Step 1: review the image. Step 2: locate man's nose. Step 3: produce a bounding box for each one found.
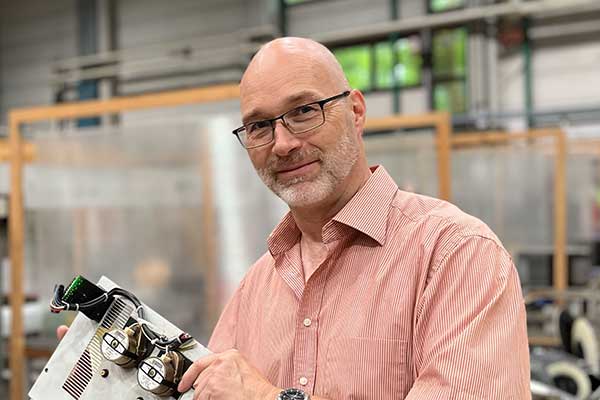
[271,120,302,156]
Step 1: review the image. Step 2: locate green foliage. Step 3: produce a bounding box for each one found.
[430,0,465,12]
[375,37,422,89]
[434,81,467,113]
[433,27,467,79]
[334,45,372,91]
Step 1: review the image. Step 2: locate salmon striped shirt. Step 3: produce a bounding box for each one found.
[208,165,531,399]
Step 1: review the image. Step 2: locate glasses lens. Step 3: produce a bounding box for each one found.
[240,121,273,148]
[285,104,323,133]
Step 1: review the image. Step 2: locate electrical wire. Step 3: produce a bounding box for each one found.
[50,283,194,351]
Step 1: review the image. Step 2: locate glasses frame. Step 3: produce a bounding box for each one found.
[232,90,351,149]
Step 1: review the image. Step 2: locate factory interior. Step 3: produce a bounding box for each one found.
[1,0,600,399]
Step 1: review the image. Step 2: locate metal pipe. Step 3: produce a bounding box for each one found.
[523,18,534,128]
[451,104,600,126]
[311,0,600,47]
[52,25,275,71]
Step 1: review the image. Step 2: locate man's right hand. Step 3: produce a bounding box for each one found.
[56,325,69,341]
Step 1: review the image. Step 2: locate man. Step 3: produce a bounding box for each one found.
[176,37,530,399]
[60,37,531,399]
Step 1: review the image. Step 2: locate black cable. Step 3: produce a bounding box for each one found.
[51,282,193,350]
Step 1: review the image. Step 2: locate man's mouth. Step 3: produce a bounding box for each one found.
[276,160,320,179]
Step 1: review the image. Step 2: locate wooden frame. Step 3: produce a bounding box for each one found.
[4,82,566,399]
[360,125,568,347]
[452,128,568,295]
[6,84,239,400]
[364,112,452,201]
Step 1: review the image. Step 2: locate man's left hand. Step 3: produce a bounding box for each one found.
[178,349,281,400]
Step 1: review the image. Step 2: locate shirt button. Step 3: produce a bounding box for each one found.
[303,318,312,327]
[299,376,308,386]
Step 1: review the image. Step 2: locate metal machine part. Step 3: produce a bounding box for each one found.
[101,324,152,368]
[571,317,600,376]
[137,351,189,397]
[531,380,577,400]
[29,277,211,400]
[531,347,595,399]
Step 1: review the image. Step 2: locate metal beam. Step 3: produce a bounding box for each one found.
[312,0,600,46]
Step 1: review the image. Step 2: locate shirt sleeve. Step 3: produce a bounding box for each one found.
[406,235,531,400]
[207,278,246,353]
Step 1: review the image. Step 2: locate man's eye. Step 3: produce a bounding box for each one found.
[299,105,319,114]
[299,106,315,114]
[248,121,270,132]
[288,105,319,120]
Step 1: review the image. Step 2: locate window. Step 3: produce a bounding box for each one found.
[430,0,465,13]
[334,37,423,92]
[432,27,468,113]
[375,36,422,89]
[434,81,466,113]
[333,45,372,91]
[432,28,467,79]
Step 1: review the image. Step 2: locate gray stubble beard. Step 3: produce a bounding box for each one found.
[256,130,360,208]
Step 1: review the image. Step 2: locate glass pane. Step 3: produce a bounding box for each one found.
[334,45,372,91]
[430,0,465,12]
[434,80,466,113]
[433,27,467,79]
[375,42,394,89]
[451,139,558,288]
[396,36,422,87]
[375,36,422,89]
[22,119,288,342]
[364,130,438,198]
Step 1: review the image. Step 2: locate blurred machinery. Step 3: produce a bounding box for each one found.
[527,281,600,399]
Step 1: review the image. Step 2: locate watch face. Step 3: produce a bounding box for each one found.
[280,388,307,400]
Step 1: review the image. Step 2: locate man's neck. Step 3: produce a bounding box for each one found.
[290,164,372,243]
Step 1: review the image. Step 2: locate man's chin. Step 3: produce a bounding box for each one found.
[273,181,330,208]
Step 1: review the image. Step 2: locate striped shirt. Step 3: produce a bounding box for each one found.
[208,165,531,399]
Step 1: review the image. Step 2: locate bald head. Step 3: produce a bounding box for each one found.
[239,38,350,122]
[236,37,371,210]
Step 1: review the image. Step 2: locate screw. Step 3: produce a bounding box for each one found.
[100,369,109,378]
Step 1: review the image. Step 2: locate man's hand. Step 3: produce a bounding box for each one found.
[56,325,69,340]
[178,349,281,400]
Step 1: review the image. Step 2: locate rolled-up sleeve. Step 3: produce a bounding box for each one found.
[407,235,531,400]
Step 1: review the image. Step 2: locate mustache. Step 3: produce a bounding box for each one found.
[265,149,321,171]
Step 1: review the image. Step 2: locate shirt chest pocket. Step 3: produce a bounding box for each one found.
[320,337,410,400]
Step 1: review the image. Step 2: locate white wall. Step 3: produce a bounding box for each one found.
[533,38,600,110]
[287,0,390,37]
[0,0,78,124]
[498,29,600,127]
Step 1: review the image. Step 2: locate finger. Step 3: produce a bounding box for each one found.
[56,325,69,341]
[192,370,212,400]
[178,353,220,393]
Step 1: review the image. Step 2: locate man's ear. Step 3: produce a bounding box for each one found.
[350,89,367,137]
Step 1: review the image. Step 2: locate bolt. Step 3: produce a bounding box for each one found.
[100,369,109,378]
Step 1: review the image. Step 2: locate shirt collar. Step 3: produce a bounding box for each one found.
[330,165,397,246]
[267,165,398,256]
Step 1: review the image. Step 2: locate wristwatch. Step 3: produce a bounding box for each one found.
[277,388,310,400]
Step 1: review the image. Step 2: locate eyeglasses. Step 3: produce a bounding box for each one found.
[232,90,351,149]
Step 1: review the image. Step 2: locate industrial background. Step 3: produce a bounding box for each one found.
[1,0,600,399]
